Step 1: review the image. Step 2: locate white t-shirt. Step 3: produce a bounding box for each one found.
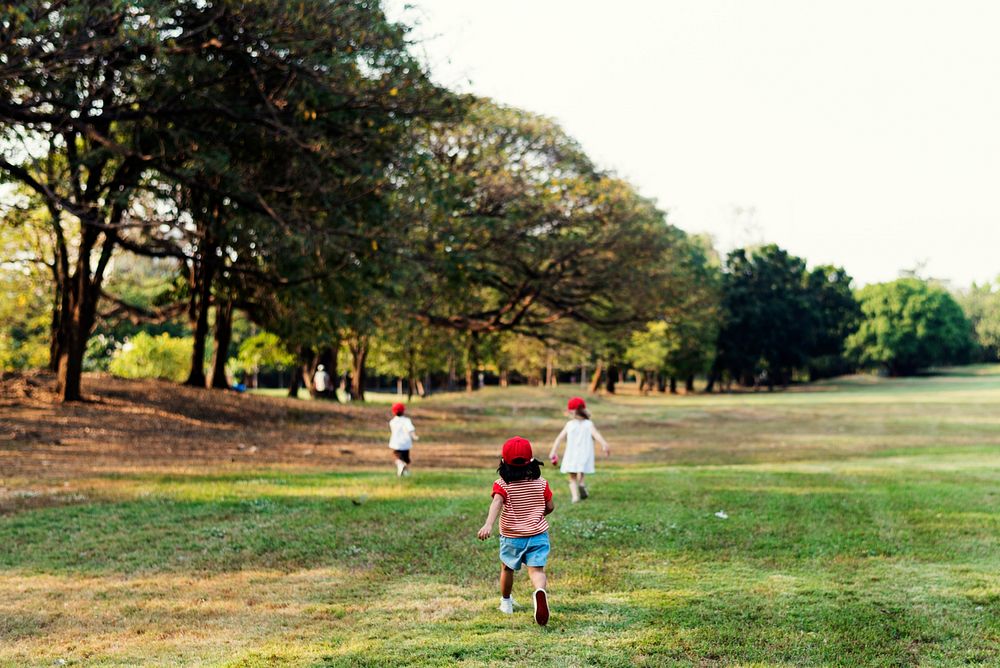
[314,370,331,392]
[388,415,416,450]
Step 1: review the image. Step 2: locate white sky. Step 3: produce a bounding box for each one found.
[388,0,1000,287]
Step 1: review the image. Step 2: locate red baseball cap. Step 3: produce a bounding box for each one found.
[391,402,405,416]
[567,397,586,411]
[501,436,534,466]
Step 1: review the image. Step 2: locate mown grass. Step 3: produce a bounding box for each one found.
[2,372,999,666]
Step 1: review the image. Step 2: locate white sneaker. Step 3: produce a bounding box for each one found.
[498,597,514,614]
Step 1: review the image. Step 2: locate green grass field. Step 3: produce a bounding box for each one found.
[2,370,999,666]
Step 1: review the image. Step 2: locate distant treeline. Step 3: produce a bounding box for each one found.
[1,1,996,400]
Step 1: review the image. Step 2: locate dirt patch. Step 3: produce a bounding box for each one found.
[0,373,500,479]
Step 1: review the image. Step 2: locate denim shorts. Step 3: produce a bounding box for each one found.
[499,532,550,570]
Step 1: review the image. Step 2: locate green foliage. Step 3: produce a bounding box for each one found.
[401,100,679,338]
[369,323,458,380]
[0,0,459,399]
[232,332,297,376]
[495,334,550,380]
[804,265,862,379]
[957,280,1000,361]
[715,245,815,385]
[659,233,722,380]
[0,267,49,371]
[108,332,192,383]
[625,321,670,372]
[847,278,975,375]
[713,245,859,386]
[0,187,53,371]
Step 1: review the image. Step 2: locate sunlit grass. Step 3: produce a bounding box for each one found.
[3,368,1000,665]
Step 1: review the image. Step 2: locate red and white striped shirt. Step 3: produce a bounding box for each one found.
[492,477,552,538]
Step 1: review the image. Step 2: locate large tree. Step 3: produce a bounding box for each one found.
[625,233,722,393]
[712,245,814,388]
[803,265,861,380]
[847,278,975,376]
[399,100,679,346]
[0,0,453,400]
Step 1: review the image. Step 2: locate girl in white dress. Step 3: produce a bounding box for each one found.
[548,397,610,502]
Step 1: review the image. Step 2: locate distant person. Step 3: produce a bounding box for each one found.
[548,397,610,503]
[388,402,418,476]
[477,436,553,626]
[313,364,331,398]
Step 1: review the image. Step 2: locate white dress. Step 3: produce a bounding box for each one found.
[560,419,596,474]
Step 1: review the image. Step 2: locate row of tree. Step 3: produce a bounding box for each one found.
[0,1,991,401]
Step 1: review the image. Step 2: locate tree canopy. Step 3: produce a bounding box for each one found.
[847,279,975,376]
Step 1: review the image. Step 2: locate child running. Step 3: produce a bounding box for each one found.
[388,402,418,477]
[548,397,610,502]
[477,436,554,625]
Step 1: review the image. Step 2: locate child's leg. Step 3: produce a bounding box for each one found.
[567,473,580,502]
[395,456,406,476]
[578,472,588,498]
[527,566,547,591]
[528,566,550,625]
[500,564,514,598]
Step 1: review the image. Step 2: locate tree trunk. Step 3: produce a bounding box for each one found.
[55,293,94,402]
[287,369,302,398]
[499,369,509,388]
[184,252,216,388]
[349,338,368,401]
[545,350,556,386]
[209,299,234,389]
[48,283,64,372]
[669,376,678,394]
[588,360,604,394]
[605,364,617,394]
[657,373,667,393]
[685,375,695,393]
[464,334,477,393]
[55,225,106,402]
[185,293,210,387]
[704,364,719,392]
[447,355,457,391]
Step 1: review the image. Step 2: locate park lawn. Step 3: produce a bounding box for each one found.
[2,372,999,666]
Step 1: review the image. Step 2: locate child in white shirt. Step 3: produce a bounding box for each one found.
[388,402,418,476]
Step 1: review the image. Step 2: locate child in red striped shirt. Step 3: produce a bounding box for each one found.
[477,436,554,625]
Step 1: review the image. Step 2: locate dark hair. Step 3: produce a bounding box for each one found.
[575,406,591,420]
[498,458,543,483]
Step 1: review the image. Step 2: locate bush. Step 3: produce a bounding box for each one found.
[230,332,296,376]
[847,279,975,375]
[109,332,192,382]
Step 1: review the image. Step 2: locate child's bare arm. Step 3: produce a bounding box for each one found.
[544,497,554,515]
[549,426,568,459]
[477,494,504,540]
[592,426,611,456]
